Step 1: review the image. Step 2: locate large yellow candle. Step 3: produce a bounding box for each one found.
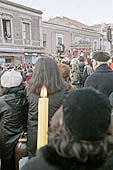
[37,85,49,150]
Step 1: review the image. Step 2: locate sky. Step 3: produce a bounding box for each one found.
[9,0,113,26]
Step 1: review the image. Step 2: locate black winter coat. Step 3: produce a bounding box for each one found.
[84,64,113,96]
[0,86,28,170]
[21,145,113,170]
[27,87,68,158]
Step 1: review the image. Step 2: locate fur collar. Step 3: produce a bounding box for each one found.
[38,146,105,170]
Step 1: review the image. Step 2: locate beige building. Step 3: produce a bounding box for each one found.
[90,23,113,55]
[42,17,104,56]
[0,0,43,65]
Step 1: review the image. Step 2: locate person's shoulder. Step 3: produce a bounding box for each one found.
[84,72,97,87]
[21,146,54,170]
[97,153,113,170]
[26,87,39,99]
[86,65,93,69]
[21,156,41,170]
[0,95,6,106]
[85,71,96,81]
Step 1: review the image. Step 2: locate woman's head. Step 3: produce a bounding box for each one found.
[58,63,70,82]
[72,64,79,72]
[49,88,111,161]
[85,58,92,66]
[28,57,65,95]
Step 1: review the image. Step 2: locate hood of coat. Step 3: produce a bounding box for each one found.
[2,86,26,110]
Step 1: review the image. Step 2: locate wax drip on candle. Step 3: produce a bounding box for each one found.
[40,85,47,98]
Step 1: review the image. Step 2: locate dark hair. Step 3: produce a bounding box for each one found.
[28,57,65,95]
[85,58,92,67]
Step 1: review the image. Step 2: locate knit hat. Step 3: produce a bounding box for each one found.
[93,51,110,62]
[1,70,22,88]
[63,88,111,141]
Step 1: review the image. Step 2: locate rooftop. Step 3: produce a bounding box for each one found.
[44,16,101,33]
[0,0,43,14]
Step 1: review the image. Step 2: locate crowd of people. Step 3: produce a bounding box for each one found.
[0,51,113,170]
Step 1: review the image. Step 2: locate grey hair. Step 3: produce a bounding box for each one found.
[28,57,65,95]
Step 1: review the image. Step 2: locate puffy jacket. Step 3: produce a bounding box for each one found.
[27,87,68,158]
[0,86,28,170]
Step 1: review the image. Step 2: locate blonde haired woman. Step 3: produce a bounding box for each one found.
[70,64,81,89]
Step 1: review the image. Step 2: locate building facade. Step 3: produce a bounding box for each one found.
[91,23,113,56]
[0,0,43,65]
[42,17,104,56]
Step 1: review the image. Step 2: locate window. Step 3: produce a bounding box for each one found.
[2,19,11,39]
[43,34,47,47]
[5,58,12,63]
[74,37,81,44]
[58,37,62,45]
[56,34,63,46]
[23,23,30,41]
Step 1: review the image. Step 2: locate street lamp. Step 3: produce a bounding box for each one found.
[107,26,112,56]
[107,26,112,42]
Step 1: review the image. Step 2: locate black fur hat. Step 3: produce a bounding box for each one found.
[93,51,110,62]
[63,88,111,141]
